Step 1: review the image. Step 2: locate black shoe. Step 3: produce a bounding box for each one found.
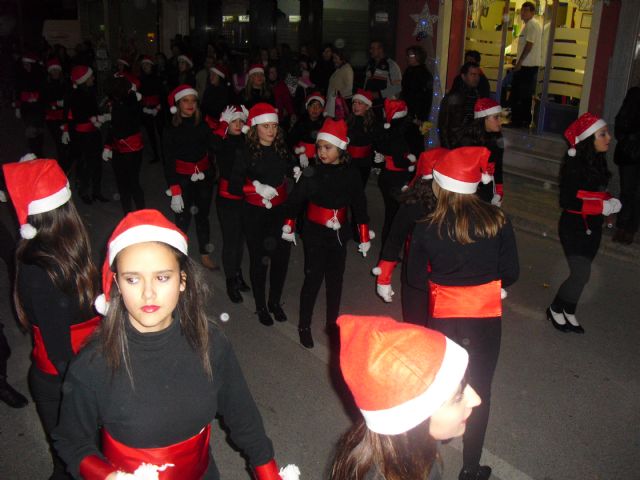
[298,328,314,348]
[0,381,29,408]
[236,273,250,292]
[257,308,274,326]
[226,278,243,304]
[563,312,585,334]
[92,193,110,203]
[80,194,92,205]
[267,301,287,322]
[546,307,568,332]
[149,157,160,164]
[459,465,492,480]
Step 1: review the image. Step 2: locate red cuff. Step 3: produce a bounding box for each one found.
[170,184,182,196]
[104,144,112,151]
[253,459,280,480]
[358,224,370,243]
[581,199,603,216]
[243,182,257,195]
[79,454,117,480]
[375,260,398,285]
[495,183,503,197]
[283,218,296,233]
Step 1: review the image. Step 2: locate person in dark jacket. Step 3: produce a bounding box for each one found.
[200,63,231,125]
[547,113,621,334]
[612,86,640,245]
[310,43,335,95]
[15,52,46,156]
[42,57,70,171]
[139,55,165,164]
[450,50,491,100]
[438,62,481,149]
[408,147,519,480]
[401,45,434,122]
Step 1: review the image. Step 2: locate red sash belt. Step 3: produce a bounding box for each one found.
[347,144,372,159]
[32,316,101,375]
[306,202,347,227]
[20,91,40,103]
[113,132,144,153]
[429,280,502,319]
[102,425,210,480]
[75,122,98,133]
[142,95,161,107]
[218,178,243,200]
[384,155,407,172]
[175,156,210,175]
[46,109,64,121]
[300,142,316,158]
[244,181,287,207]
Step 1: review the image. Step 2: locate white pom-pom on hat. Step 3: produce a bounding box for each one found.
[384,122,390,129]
[19,153,37,162]
[568,147,576,157]
[294,146,306,154]
[408,165,415,172]
[241,125,250,134]
[501,288,508,300]
[20,223,37,239]
[369,229,376,240]
[481,172,493,184]
[94,293,108,315]
[220,312,230,322]
[279,464,301,480]
[170,106,177,114]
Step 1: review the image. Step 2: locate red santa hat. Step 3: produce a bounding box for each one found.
[116,71,141,91]
[564,112,606,157]
[177,54,193,67]
[474,98,502,119]
[210,63,229,79]
[2,158,72,239]
[94,209,189,315]
[46,58,62,72]
[247,64,265,76]
[116,58,130,68]
[140,55,155,66]
[168,84,198,114]
[352,89,373,107]
[415,147,449,181]
[383,99,408,129]
[338,314,469,435]
[305,92,326,109]
[433,147,492,194]
[21,52,38,64]
[71,65,93,88]
[241,102,278,134]
[317,118,349,150]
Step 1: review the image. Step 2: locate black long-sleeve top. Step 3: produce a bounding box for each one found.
[65,86,99,128]
[284,162,369,243]
[558,154,610,213]
[401,64,434,121]
[229,143,293,197]
[201,83,230,120]
[163,116,218,187]
[52,319,274,479]
[139,72,164,102]
[438,85,478,149]
[407,215,519,291]
[241,89,275,110]
[346,115,379,148]
[216,132,245,181]
[42,78,67,117]
[287,115,323,150]
[15,66,46,119]
[380,202,427,262]
[107,92,142,142]
[17,262,94,375]
[460,131,504,202]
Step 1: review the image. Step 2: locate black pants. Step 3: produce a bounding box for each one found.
[429,317,501,469]
[175,174,215,255]
[142,111,163,163]
[510,66,538,127]
[23,112,45,157]
[299,234,347,330]
[29,365,72,479]
[47,120,71,172]
[617,163,640,233]
[216,197,245,280]
[378,171,409,246]
[401,259,429,326]
[552,212,602,314]
[71,130,103,198]
[242,203,291,311]
[352,157,373,189]
[112,150,145,215]
[0,218,16,380]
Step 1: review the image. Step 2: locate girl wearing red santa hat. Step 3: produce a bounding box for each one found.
[15,53,46,157]
[287,92,326,171]
[281,118,373,348]
[43,57,71,171]
[547,113,621,334]
[345,89,381,188]
[139,55,165,165]
[52,209,297,480]
[241,64,275,109]
[407,147,519,480]
[228,103,294,326]
[2,157,100,480]
[331,314,481,480]
[164,84,219,270]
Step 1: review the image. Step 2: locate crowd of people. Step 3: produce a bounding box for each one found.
[0,18,629,480]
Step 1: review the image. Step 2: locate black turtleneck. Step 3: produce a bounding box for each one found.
[53,318,274,479]
[229,143,293,196]
[287,115,323,149]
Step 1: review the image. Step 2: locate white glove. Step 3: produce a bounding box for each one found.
[279,464,301,480]
[298,153,309,169]
[56,100,64,107]
[408,165,415,172]
[0,190,7,202]
[152,106,160,116]
[602,198,622,216]
[170,194,184,213]
[98,113,111,123]
[61,131,70,144]
[373,151,385,164]
[371,167,381,175]
[376,284,394,303]
[220,105,235,124]
[135,92,142,102]
[293,166,302,183]
[491,194,502,207]
[114,462,174,480]
[281,231,297,245]
[142,107,152,115]
[252,180,278,200]
[102,148,112,161]
[407,153,416,163]
[15,108,21,119]
[358,241,371,257]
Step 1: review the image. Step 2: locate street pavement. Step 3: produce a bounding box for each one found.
[0,107,638,479]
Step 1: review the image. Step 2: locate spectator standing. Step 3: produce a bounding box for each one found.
[195,55,216,98]
[325,49,353,119]
[401,45,434,122]
[311,43,334,95]
[438,62,481,149]
[363,40,402,117]
[451,50,491,100]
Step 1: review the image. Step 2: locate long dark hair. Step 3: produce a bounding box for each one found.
[560,133,611,186]
[171,97,202,127]
[246,125,290,160]
[465,117,502,148]
[14,201,99,329]
[331,418,440,480]
[399,178,437,211]
[98,244,212,385]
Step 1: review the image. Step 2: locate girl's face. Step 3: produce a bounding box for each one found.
[484,114,502,133]
[332,53,343,68]
[267,67,278,83]
[49,68,61,80]
[407,51,418,66]
[178,60,190,72]
[116,242,186,334]
[85,74,95,87]
[316,140,341,165]
[178,95,197,117]
[429,383,481,440]
[352,99,369,117]
[250,72,265,88]
[209,71,220,86]
[593,125,611,153]
[228,118,244,135]
[142,62,152,75]
[257,122,278,145]
[307,101,323,121]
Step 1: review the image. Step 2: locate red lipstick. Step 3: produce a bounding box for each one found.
[142,305,160,313]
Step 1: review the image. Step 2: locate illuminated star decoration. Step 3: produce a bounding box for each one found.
[410,2,439,41]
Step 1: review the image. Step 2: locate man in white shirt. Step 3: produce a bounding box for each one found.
[363,40,402,117]
[509,1,542,128]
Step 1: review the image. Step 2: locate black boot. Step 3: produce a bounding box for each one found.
[298,328,314,348]
[226,278,243,304]
[236,272,250,292]
[267,301,287,322]
[459,465,492,480]
[256,308,274,326]
[0,377,28,408]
